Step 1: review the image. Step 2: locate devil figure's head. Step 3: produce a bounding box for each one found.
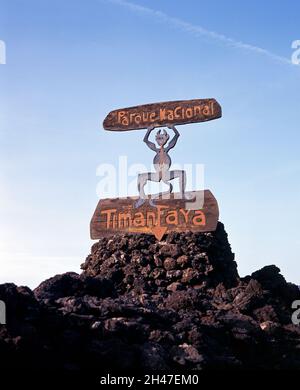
[155,129,170,146]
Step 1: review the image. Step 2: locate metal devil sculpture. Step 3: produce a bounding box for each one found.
[135,125,185,208]
[91,98,221,240]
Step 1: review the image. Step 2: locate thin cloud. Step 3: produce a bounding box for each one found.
[106,0,292,66]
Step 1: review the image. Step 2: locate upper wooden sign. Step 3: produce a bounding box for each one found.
[103,98,222,131]
[90,190,219,241]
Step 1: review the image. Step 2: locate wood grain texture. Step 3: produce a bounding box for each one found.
[103,99,222,131]
[90,190,219,240]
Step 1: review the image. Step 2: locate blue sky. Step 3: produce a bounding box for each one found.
[0,0,300,287]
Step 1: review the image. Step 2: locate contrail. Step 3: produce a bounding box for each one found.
[105,0,292,66]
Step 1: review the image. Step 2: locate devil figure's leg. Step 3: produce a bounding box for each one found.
[169,170,187,198]
[135,172,160,208]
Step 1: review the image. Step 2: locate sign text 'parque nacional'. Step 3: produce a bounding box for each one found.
[103,98,222,131]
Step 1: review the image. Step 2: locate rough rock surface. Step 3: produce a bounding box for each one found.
[0,222,300,372]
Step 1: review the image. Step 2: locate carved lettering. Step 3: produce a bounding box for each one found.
[104,99,222,131]
[91,191,218,240]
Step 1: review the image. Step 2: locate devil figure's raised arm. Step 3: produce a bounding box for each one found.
[143,126,157,151]
[165,125,180,152]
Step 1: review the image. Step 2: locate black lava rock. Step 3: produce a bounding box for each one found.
[0,222,299,373]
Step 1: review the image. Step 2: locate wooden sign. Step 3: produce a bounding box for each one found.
[90,190,219,241]
[103,99,222,131]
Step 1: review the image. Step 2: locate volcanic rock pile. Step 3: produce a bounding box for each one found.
[1,222,300,373]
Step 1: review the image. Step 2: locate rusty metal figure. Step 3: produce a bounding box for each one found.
[135,125,186,208]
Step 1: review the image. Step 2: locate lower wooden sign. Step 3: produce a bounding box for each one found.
[90,190,219,241]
